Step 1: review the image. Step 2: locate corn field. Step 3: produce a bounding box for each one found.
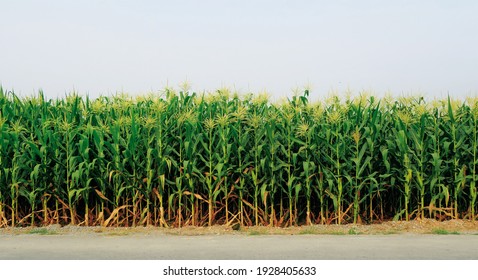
[1,86,477,227]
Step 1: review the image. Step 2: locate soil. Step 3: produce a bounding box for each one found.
[1,219,477,236]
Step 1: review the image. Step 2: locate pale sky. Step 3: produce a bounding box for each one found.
[1,0,477,100]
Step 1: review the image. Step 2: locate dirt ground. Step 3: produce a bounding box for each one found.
[1,218,477,236]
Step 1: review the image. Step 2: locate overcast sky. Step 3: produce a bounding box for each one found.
[1,0,477,100]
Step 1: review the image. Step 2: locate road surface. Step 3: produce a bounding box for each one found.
[0,234,477,259]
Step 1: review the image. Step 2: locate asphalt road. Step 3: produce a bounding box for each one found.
[0,234,477,260]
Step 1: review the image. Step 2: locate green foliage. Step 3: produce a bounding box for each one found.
[431,228,460,235]
[27,228,57,235]
[0,86,477,227]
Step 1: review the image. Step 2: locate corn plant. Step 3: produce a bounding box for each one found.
[1,86,477,228]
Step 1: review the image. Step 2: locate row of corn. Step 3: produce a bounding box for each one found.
[0,86,477,227]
